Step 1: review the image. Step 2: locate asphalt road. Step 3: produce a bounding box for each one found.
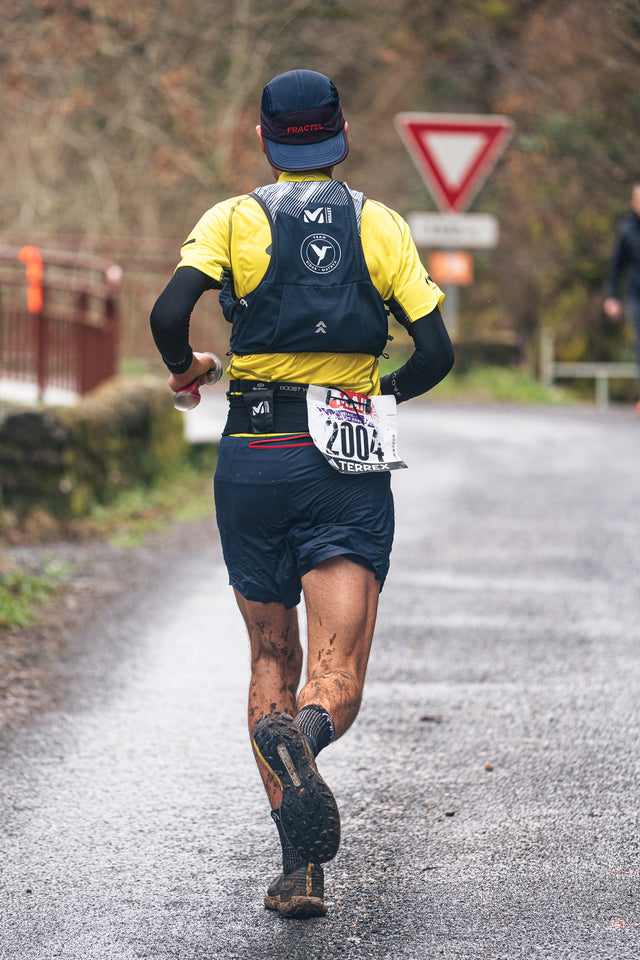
[1,402,639,960]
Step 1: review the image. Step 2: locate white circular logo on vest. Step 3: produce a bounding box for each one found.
[301,234,341,274]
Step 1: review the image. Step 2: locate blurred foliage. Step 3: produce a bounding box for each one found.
[0,444,216,623]
[0,432,216,547]
[3,0,640,366]
[428,365,571,405]
[0,377,187,520]
[0,561,66,629]
[75,442,217,547]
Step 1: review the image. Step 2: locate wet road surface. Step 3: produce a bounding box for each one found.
[1,403,639,959]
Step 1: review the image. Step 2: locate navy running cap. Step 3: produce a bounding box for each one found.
[260,69,349,172]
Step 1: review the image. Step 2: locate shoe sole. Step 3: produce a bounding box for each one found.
[265,894,327,918]
[253,713,340,863]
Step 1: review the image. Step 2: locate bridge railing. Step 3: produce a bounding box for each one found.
[0,245,122,398]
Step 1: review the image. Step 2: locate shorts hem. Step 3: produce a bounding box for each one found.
[298,547,387,586]
[228,577,302,610]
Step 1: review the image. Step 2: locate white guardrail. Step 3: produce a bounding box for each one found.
[540,330,637,409]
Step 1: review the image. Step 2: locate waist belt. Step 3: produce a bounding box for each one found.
[224,380,309,435]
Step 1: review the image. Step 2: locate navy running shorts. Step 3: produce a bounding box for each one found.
[214,434,395,608]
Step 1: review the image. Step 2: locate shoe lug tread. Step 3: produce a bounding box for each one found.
[253,712,340,863]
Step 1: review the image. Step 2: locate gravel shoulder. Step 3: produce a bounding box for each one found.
[0,520,206,732]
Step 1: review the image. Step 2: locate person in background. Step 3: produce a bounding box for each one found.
[604,182,640,413]
[150,69,454,918]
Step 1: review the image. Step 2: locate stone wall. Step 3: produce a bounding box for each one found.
[0,377,187,520]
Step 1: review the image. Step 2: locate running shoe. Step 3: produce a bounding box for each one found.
[252,712,340,863]
[264,861,327,918]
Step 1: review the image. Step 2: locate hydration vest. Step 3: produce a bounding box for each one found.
[220,180,389,356]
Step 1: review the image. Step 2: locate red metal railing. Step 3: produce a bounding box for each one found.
[0,245,121,397]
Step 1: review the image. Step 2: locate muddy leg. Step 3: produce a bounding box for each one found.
[234,588,303,809]
[298,555,380,739]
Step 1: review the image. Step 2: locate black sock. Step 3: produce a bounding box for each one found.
[271,808,302,874]
[295,704,335,758]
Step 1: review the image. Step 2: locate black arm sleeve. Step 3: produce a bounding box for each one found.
[379,307,454,402]
[606,225,628,299]
[150,265,219,374]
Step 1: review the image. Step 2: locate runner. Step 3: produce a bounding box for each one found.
[150,69,454,918]
[604,181,640,412]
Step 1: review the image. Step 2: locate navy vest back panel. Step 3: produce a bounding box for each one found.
[220,180,389,357]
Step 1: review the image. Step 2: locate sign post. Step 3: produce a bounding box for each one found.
[394,112,513,334]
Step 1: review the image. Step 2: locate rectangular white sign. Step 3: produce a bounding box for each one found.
[407,212,499,249]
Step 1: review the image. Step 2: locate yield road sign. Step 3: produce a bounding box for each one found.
[394,112,513,213]
[407,212,499,249]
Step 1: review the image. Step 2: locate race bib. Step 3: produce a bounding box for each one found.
[306,385,407,474]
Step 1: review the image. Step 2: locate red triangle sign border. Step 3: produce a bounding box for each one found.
[394,112,514,213]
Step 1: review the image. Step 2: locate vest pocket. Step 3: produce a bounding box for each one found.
[274,281,388,354]
[226,286,278,354]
